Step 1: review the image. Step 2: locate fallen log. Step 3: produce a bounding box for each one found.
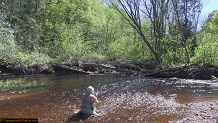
[115,62,141,71]
[145,63,218,80]
[52,64,90,74]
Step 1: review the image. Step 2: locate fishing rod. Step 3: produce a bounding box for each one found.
[96,75,101,96]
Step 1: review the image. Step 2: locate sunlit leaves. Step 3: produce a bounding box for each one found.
[0,13,17,62]
[192,11,218,65]
[192,38,218,65]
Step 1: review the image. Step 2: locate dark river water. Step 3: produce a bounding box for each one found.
[0,74,218,123]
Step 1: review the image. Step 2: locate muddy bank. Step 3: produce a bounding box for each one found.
[1,61,218,80]
[146,63,218,80]
[0,61,154,76]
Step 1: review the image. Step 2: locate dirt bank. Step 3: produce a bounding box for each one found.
[1,62,218,80]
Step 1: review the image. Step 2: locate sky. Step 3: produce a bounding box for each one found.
[200,0,218,20]
[198,0,218,29]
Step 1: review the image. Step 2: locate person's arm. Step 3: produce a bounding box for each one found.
[92,95,99,103]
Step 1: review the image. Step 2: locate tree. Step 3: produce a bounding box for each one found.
[107,0,162,64]
[107,0,203,66]
[193,11,218,65]
[0,12,17,62]
[1,0,42,51]
[170,0,202,63]
[142,0,170,56]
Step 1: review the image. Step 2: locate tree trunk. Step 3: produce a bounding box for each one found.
[110,0,162,65]
[171,0,190,64]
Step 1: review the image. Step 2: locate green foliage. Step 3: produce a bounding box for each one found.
[0,0,212,68]
[160,35,186,67]
[4,1,42,51]
[14,51,52,67]
[0,13,17,62]
[81,53,107,63]
[192,11,218,65]
[108,40,127,61]
[1,0,155,66]
[128,41,150,62]
[201,10,218,34]
[0,13,52,67]
[192,34,218,65]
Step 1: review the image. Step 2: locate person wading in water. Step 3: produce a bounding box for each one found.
[80,86,99,120]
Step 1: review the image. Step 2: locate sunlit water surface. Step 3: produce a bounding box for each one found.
[0,75,218,123]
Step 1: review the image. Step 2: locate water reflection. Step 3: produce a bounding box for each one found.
[0,75,218,122]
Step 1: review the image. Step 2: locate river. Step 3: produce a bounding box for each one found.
[0,74,218,123]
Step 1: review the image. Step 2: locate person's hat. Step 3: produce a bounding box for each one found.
[86,86,94,94]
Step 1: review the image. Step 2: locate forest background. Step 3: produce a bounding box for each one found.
[0,0,218,70]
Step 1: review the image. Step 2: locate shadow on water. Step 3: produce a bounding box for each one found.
[68,111,84,122]
[68,111,97,122]
[0,74,218,122]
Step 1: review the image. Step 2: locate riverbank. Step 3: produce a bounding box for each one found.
[1,61,218,80]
